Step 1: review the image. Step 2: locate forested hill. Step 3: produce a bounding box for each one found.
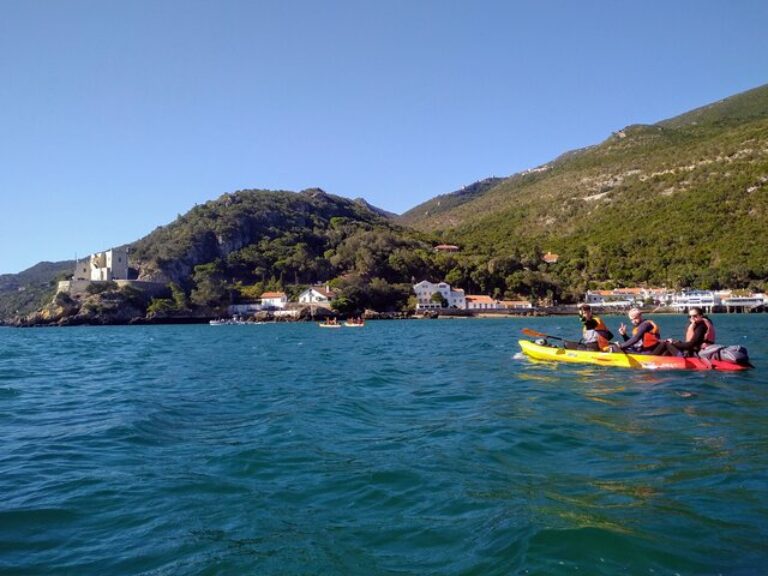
[399,177,505,227]
[128,188,433,286]
[118,188,449,314]
[3,84,768,323]
[0,261,74,320]
[398,83,768,291]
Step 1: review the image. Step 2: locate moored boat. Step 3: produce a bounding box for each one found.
[518,339,750,371]
[210,318,247,325]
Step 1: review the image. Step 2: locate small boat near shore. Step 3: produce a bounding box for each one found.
[519,339,750,371]
[209,318,247,325]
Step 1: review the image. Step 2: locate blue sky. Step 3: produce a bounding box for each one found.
[1,0,766,274]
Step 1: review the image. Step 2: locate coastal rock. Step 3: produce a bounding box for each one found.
[13,288,150,327]
[296,305,335,320]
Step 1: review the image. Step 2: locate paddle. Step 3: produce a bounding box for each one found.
[521,328,579,347]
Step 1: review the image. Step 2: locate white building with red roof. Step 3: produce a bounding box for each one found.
[260,291,287,309]
[465,295,503,310]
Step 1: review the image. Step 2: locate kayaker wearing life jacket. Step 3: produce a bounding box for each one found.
[686,308,716,350]
[575,303,614,351]
[651,307,716,356]
[615,308,660,353]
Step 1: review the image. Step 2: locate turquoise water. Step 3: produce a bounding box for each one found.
[1,315,766,575]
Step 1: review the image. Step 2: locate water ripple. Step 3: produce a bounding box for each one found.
[1,318,767,574]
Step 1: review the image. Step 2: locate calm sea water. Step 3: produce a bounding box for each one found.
[1,315,766,575]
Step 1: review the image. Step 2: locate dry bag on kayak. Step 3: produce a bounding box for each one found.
[698,345,724,360]
[699,344,751,365]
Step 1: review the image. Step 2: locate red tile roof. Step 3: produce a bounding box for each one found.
[466,295,496,304]
[542,251,559,263]
[261,292,286,299]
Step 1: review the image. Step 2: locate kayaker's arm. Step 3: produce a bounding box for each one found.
[617,321,652,350]
[672,322,708,352]
[618,322,629,342]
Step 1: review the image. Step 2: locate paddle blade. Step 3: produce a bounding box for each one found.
[522,328,546,338]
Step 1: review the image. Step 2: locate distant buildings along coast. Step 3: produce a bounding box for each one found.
[53,248,767,317]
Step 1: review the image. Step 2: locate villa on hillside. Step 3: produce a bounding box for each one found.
[413,280,537,312]
[298,285,337,306]
[542,251,559,264]
[434,244,460,253]
[413,280,466,310]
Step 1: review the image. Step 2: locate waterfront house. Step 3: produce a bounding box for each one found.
[585,289,636,308]
[298,285,337,305]
[502,300,534,310]
[585,287,674,308]
[719,292,767,312]
[645,288,674,306]
[260,291,287,309]
[670,290,719,313]
[465,295,502,310]
[413,280,466,310]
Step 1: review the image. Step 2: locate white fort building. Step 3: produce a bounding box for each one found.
[57,247,165,298]
[73,247,130,282]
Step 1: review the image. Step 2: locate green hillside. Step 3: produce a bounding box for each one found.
[0,261,74,321]
[4,83,767,323]
[400,177,505,227]
[130,188,433,284]
[400,83,768,293]
[122,188,442,315]
[658,83,768,129]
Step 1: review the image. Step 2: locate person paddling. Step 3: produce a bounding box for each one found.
[651,307,716,357]
[613,308,661,354]
[570,303,613,351]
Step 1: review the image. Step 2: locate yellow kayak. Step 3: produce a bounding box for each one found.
[518,340,748,371]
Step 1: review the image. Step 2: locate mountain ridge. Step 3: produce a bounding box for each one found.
[401,82,768,232]
[396,83,768,291]
[3,82,767,322]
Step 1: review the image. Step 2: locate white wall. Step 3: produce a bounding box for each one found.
[107,249,129,280]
